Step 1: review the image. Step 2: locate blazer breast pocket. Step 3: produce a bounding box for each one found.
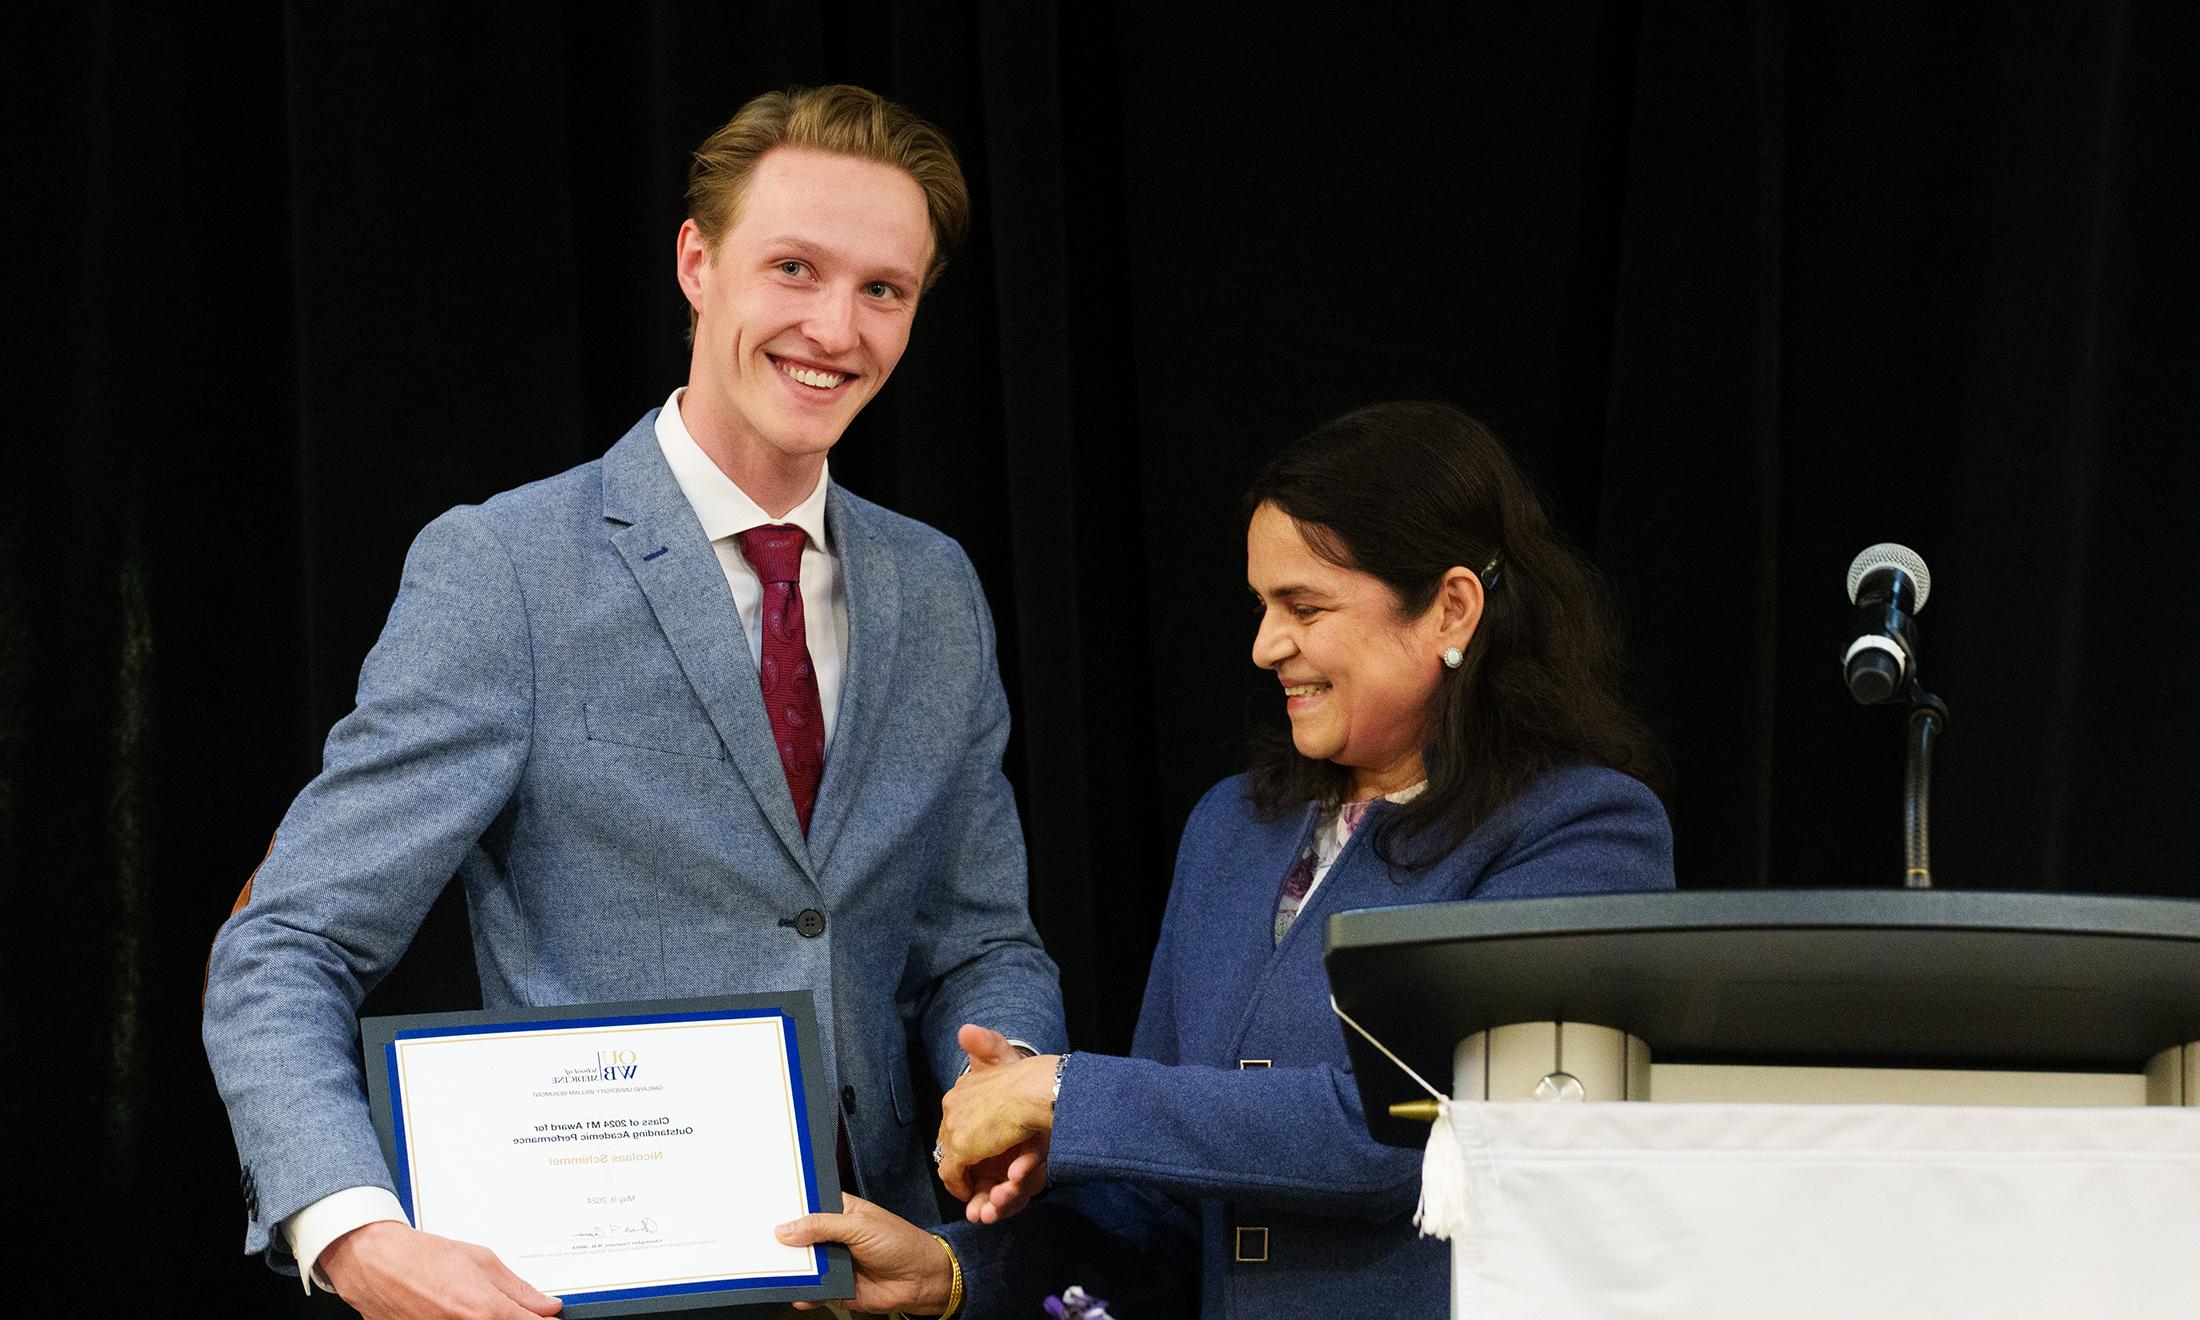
[582,702,726,760]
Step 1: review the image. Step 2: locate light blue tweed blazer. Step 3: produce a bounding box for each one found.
[203,411,1065,1262]
[944,765,1674,1319]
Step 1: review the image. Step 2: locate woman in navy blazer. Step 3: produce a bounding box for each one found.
[780,401,1675,1318]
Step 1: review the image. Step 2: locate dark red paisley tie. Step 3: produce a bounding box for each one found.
[735,525,827,834]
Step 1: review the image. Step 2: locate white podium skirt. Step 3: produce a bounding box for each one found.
[1448,1101,2200,1319]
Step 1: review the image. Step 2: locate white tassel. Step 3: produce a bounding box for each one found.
[1413,1096,1473,1241]
[1327,997,1474,1241]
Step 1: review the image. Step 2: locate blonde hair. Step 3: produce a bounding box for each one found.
[685,84,969,331]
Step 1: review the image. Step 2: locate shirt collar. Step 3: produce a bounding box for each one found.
[1382,781,1429,806]
[653,387,832,549]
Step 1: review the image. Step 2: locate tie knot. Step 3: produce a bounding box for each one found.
[736,525,808,585]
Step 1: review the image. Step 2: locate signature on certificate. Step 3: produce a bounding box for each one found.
[569,1217,663,1239]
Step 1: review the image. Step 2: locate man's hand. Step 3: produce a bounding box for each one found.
[775,1194,955,1314]
[938,1023,1059,1207]
[951,1025,1049,1221]
[319,1221,561,1320]
[958,1022,1025,1073]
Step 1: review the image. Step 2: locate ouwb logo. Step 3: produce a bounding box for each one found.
[550,1046,643,1086]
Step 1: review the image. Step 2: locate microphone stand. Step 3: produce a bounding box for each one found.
[1843,546,1947,888]
[1902,691,1949,889]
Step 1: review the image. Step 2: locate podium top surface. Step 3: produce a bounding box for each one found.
[1324,890,2200,1145]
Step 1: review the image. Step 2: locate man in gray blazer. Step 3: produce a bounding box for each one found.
[203,84,1064,1319]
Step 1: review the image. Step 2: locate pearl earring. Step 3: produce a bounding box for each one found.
[1442,647,1464,669]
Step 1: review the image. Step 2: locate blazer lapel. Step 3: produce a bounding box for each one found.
[805,485,900,875]
[601,418,816,880]
[1219,803,1319,1050]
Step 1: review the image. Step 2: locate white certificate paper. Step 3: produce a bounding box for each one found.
[364,997,847,1315]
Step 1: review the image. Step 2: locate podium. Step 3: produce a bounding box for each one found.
[1325,891,2200,1317]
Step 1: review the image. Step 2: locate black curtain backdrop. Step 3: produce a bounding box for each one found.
[7,3,2197,1313]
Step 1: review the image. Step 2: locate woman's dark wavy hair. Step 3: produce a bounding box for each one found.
[1244,400,1667,867]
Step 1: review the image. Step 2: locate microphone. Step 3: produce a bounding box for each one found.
[1843,543,1932,705]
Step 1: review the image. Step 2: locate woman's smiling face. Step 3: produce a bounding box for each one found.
[1246,502,1455,799]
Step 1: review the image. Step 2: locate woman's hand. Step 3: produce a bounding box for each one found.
[774,1194,955,1314]
[937,1024,1060,1208]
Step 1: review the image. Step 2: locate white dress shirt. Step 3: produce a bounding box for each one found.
[283,388,850,1290]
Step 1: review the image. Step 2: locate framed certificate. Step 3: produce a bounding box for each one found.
[362,993,853,1316]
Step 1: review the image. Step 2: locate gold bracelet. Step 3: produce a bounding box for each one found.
[930,1233,965,1319]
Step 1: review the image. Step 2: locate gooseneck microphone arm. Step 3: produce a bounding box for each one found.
[1842,544,1950,888]
[1903,694,1949,888]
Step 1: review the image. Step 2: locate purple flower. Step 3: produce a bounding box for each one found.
[1044,1285,1115,1320]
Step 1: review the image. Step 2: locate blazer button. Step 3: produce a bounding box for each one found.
[841,1085,858,1113]
[794,908,826,938]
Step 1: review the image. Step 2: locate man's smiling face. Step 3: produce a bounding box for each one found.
[676,147,933,476]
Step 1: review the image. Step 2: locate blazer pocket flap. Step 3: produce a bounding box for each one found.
[583,702,726,760]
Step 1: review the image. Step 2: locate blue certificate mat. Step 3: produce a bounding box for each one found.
[364,992,852,1316]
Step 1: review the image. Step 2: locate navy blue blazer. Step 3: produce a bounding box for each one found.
[945,765,1675,1319]
[203,412,1066,1261]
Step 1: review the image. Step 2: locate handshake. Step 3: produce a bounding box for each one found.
[933,1023,1069,1224]
[769,1023,1075,1315]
